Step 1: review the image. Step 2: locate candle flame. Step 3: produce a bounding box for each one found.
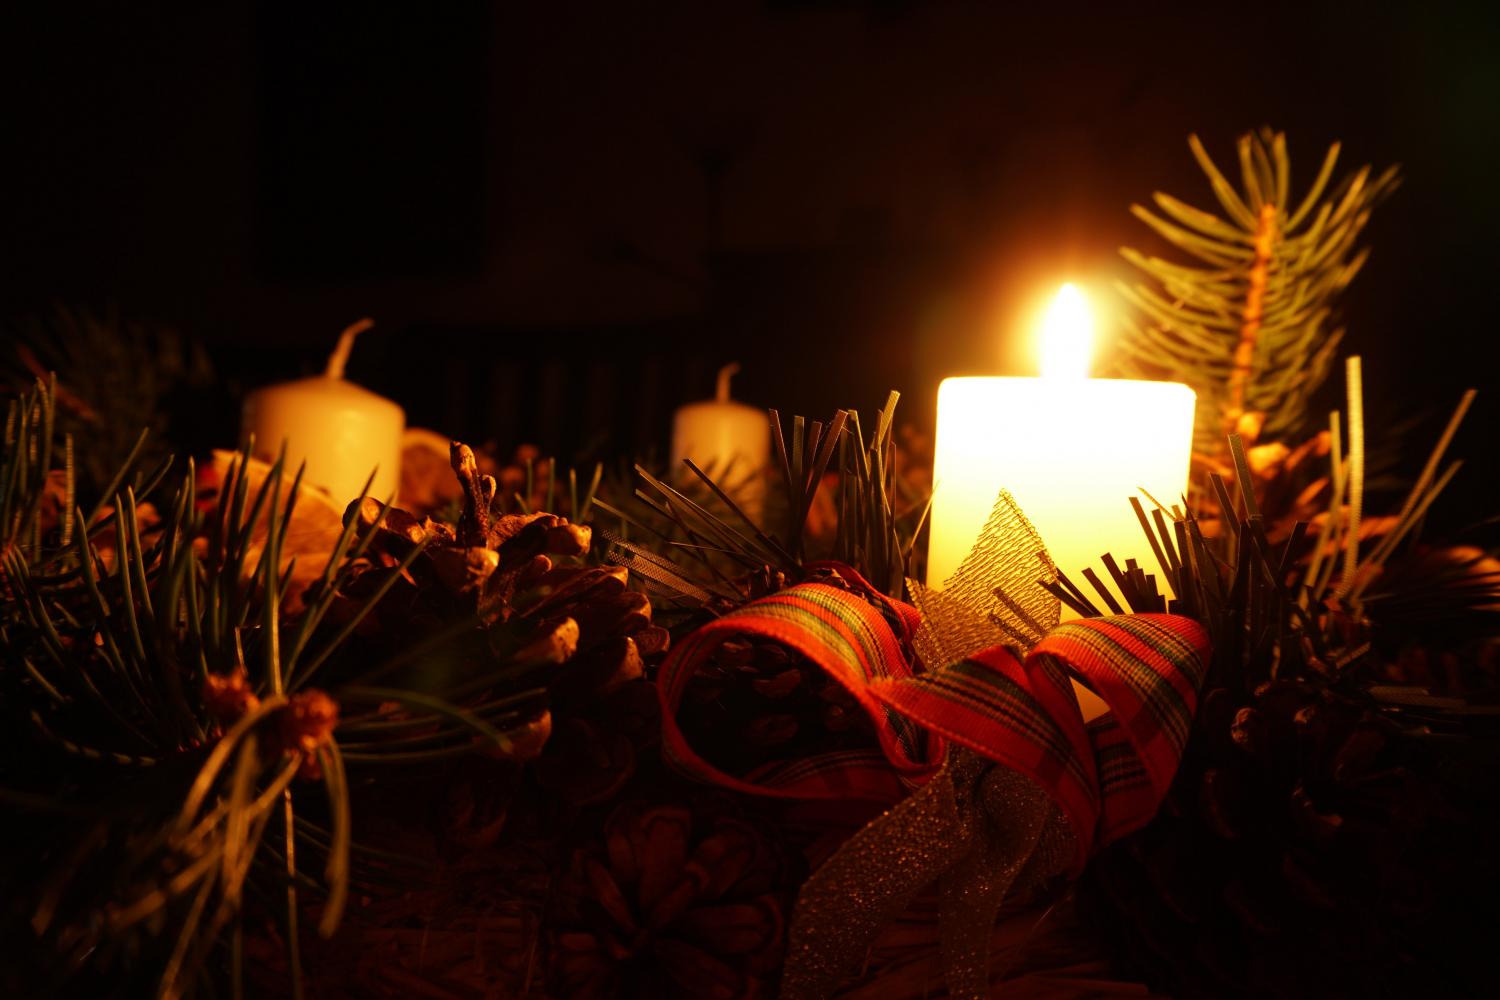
[1039,283,1093,379]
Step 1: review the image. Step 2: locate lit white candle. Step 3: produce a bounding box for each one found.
[929,285,1195,713]
[241,319,405,506]
[670,363,769,504]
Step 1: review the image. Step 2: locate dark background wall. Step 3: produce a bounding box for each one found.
[4,2,1497,524]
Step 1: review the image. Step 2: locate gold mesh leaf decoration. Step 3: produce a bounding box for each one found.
[907,489,1059,670]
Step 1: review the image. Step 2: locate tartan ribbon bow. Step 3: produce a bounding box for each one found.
[657,565,1209,997]
[657,574,1209,867]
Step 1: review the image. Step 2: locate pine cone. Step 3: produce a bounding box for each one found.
[1365,545,1500,678]
[534,680,661,806]
[677,635,878,780]
[514,559,667,806]
[328,444,669,811]
[548,801,788,999]
[1080,676,1497,998]
[1191,428,1333,544]
[512,563,658,708]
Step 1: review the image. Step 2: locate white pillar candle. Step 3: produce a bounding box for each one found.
[241,319,405,506]
[930,283,1195,594]
[670,363,770,504]
[929,285,1195,717]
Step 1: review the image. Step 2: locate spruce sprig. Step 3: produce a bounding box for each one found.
[1113,129,1400,459]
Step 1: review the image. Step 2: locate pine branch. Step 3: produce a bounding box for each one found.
[598,392,927,606]
[1112,129,1400,458]
[1,378,578,995]
[4,305,215,501]
[1074,360,1483,705]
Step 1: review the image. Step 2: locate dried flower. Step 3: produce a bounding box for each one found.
[202,664,259,726]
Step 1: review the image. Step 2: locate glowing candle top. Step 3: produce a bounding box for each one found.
[928,283,1197,598]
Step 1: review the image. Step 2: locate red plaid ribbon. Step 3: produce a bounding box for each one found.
[658,576,1209,871]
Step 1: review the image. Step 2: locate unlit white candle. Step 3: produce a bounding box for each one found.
[241,319,405,506]
[670,362,770,499]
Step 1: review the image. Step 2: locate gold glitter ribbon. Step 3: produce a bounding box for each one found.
[781,746,1075,1000]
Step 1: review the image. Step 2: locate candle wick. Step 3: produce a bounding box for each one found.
[325,318,376,380]
[715,361,741,403]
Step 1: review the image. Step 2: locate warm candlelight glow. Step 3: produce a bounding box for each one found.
[1038,282,1093,380]
[929,282,1196,720]
[930,281,1194,596]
